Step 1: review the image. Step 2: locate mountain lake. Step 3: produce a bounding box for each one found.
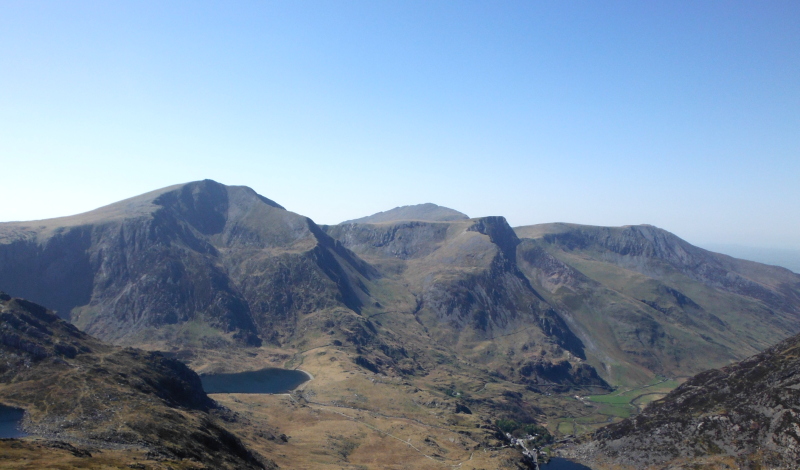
[200,368,311,394]
[540,457,594,469]
[0,404,27,438]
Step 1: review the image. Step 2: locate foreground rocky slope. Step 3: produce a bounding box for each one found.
[564,330,800,469]
[0,292,272,469]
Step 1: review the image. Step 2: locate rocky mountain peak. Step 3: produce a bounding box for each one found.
[467,216,520,266]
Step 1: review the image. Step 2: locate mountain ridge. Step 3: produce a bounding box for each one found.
[0,180,374,350]
[513,222,800,384]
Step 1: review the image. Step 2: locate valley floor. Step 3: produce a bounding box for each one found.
[189,345,681,469]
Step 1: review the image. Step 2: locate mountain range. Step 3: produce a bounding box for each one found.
[1,179,799,468]
[2,180,797,386]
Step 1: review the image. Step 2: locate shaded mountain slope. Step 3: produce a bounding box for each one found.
[0,180,376,349]
[565,331,800,469]
[325,217,608,392]
[341,203,469,224]
[0,292,272,469]
[514,223,800,385]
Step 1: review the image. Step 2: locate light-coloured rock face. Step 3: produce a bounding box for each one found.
[563,331,800,470]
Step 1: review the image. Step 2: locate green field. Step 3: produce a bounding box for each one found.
[551,377,684,437]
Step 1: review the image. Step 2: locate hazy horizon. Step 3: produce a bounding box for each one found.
[1,2,798,251]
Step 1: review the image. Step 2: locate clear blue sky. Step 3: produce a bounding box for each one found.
[1,1,798,250]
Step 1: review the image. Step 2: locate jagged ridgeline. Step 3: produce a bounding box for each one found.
[1,180,799,390]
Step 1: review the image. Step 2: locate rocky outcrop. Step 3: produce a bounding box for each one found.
[566,331,800,469]
[325,220,452,260]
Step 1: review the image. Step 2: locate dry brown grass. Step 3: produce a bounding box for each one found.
[207,346,531,469]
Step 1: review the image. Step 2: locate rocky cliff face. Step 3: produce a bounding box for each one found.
[0,180,375,349]
[0,292,271,469]
[565,331,800,469]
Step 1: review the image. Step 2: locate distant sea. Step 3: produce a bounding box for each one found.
[701,244,800,274]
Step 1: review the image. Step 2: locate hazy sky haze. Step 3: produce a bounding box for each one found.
[1,1,798,250]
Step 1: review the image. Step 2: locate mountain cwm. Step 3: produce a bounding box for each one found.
[0,180,375,350]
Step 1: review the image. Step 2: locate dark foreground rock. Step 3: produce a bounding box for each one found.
[0,293,274,469]
[563,331,800,469]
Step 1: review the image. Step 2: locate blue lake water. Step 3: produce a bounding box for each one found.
[540,457,594,469]
[200,368,311,394]
[0,404,26,438]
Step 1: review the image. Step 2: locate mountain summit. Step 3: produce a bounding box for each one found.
[0,179,376,350]
[341,203,469,224]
